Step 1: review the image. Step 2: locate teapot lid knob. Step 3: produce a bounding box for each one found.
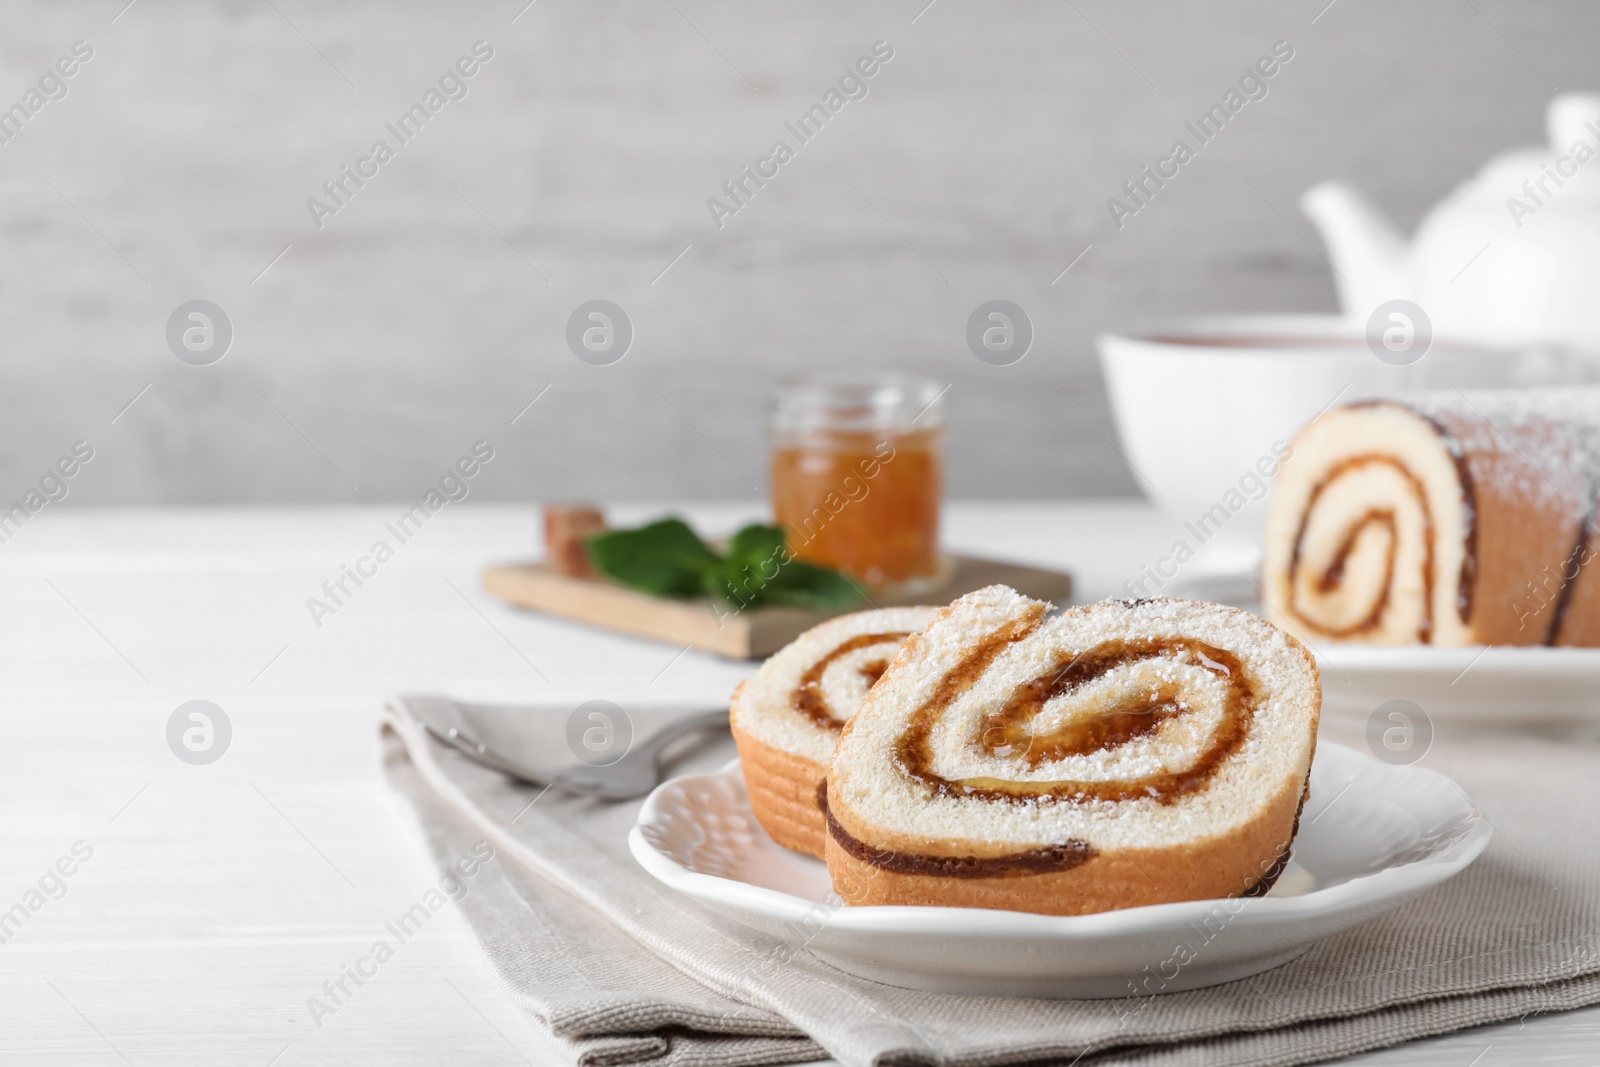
[1548,94,1600,152]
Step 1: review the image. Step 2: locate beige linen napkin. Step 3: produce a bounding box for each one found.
[381,703,1600,1067]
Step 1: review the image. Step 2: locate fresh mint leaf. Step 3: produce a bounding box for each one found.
[705,524,789,606]
[702,562,748,606]
[586,516,862,610]
[759,558,866,609]
[724,523,785,572]
[584,517,719,598]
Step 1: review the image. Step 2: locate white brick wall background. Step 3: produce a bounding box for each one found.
[0,0,1593,504]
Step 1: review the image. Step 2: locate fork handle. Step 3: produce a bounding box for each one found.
[420,722,549,786]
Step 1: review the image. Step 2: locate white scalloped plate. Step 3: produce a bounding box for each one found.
[628,742,1490,998]
[1317,644,1600,722]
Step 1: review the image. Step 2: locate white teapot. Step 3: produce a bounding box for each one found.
[1302,94,1600,356]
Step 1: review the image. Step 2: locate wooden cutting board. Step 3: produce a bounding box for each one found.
[482,555,1074,659]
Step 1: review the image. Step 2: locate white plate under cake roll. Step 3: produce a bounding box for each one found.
[730,607,940,857]
[824,586,1321,916]
[1264,390,1600,646]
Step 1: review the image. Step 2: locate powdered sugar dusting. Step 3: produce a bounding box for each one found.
[1406,387,1600,523]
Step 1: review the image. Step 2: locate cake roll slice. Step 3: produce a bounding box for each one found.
[825,586,1320,915]
[731,607,940,857]
[1262,390,1600,646]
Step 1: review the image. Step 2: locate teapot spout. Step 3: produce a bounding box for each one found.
[1300,181,1411,318]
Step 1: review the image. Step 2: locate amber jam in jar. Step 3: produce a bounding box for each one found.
[770,376,945,589]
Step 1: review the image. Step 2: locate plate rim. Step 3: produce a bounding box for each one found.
[629,741,1493,937]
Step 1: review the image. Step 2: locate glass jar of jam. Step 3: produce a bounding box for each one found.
[769,375,946,590]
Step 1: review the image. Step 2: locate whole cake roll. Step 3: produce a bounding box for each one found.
[824,586,1320,915]
[1262,390,1600,646]
[731,607,939,857]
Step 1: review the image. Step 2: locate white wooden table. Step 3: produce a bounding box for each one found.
[1,503,1594,1065]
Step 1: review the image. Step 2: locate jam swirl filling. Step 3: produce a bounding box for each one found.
[894,637,1257,804]
[1287,454,1435,642]
[826,629,1265,880]
[792,632,910,730]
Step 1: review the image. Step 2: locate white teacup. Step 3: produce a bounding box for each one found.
[1096,314,1534,578]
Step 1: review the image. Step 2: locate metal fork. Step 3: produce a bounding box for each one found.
[401,694,727,801]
